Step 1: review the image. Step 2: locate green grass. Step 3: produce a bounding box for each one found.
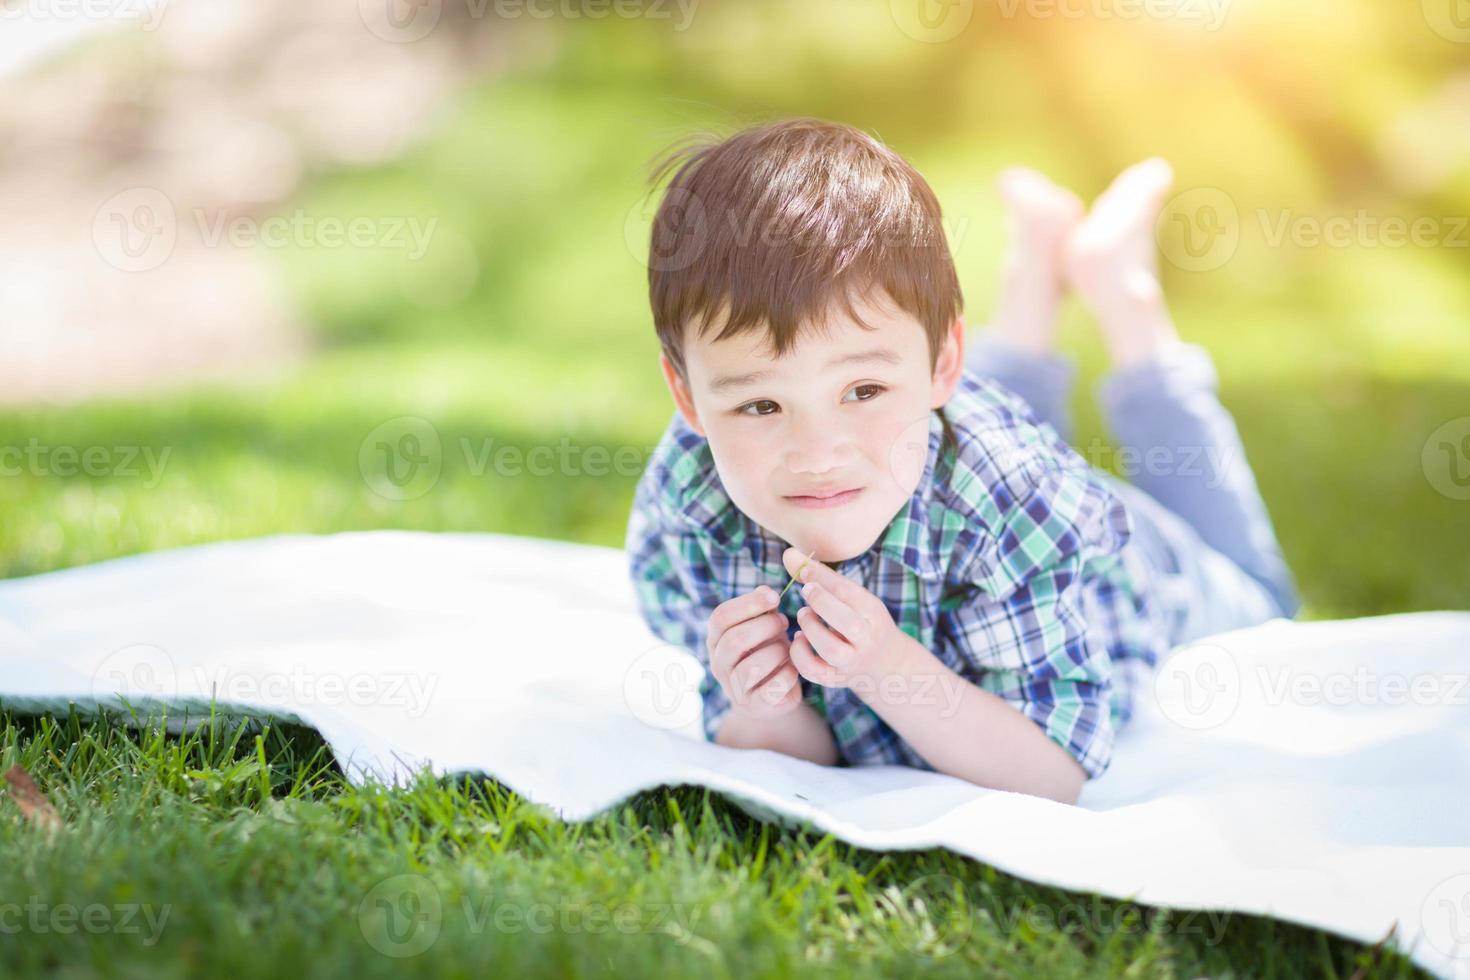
[0,709,1421,978]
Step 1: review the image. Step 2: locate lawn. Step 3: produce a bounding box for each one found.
[0,710,1423,977]
[3,5,1467,975]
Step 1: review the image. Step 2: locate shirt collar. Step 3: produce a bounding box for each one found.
[668,410,948,583]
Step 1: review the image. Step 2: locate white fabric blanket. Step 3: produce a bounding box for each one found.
[1,531,1467,978]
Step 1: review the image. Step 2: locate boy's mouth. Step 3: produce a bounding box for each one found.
[783,487,864,509]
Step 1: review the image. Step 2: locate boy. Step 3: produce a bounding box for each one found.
[624,119,1299,804]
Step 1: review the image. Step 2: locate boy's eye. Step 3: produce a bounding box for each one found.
[843,383,887,403]
[735,399,780,417]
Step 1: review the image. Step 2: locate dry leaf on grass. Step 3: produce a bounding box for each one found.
[3,764,61,834]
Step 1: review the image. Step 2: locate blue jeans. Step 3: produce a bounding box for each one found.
[967,334,1302,645]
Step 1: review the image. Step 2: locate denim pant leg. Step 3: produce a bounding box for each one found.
[1096,342,1302,621]
[967,333,1302,637]
[966,333,1080,445]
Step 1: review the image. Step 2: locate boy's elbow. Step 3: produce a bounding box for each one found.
[1040,743,1091,805]
[1051,763,1086,805]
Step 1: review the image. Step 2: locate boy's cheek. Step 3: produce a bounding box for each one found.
[707,431,771,491]
[877,413,933,493]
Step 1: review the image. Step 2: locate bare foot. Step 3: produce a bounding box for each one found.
[1065,157,1185,370]
[984,167,1084,357]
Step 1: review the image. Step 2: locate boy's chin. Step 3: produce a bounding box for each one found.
[776,524,881,565]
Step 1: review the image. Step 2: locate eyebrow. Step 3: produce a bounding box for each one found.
[708,347,904,393]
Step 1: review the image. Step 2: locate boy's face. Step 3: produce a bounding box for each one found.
[661,289,966,564]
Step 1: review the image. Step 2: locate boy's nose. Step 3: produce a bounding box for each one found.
[784,424,854,475]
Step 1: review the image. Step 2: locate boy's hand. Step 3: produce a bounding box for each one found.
[781,546,906,689]
[707,586,802,719]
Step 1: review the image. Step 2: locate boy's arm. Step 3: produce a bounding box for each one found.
[860,616,1091,804]
[908,464,1126,801]
[715,696,839,765]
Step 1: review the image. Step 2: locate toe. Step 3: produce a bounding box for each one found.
[1127,157,1175,204]
[999,168,1084,236]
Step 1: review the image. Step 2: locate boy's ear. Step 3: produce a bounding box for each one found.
[928,315,967,409]
[660,352,707,437]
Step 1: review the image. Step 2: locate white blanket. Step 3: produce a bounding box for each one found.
[1,531,1466,978]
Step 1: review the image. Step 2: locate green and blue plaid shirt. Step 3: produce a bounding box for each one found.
[625,369,1181,780]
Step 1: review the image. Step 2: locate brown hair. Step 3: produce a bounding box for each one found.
[644,117,964,381]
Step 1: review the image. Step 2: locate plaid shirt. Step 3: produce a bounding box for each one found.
[624,369,1180,780]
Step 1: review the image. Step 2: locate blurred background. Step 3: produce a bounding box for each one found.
[1,0,1467,618]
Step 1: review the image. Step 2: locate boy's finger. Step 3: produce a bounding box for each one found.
[790,632,841,687]
[753,663,801,710]
[780,546,817,581]
[782,546,871,611]
[713,612,787,674]
[798,582,869,647]
[795,607,854,669]
[713,629,778,690]
[728,639,791,704]
[707,585,778,644]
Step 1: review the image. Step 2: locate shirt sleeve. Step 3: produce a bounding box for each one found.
[624,469,732,743]
[938,463,1132,779]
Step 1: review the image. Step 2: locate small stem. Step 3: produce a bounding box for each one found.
[778,549,817,598]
